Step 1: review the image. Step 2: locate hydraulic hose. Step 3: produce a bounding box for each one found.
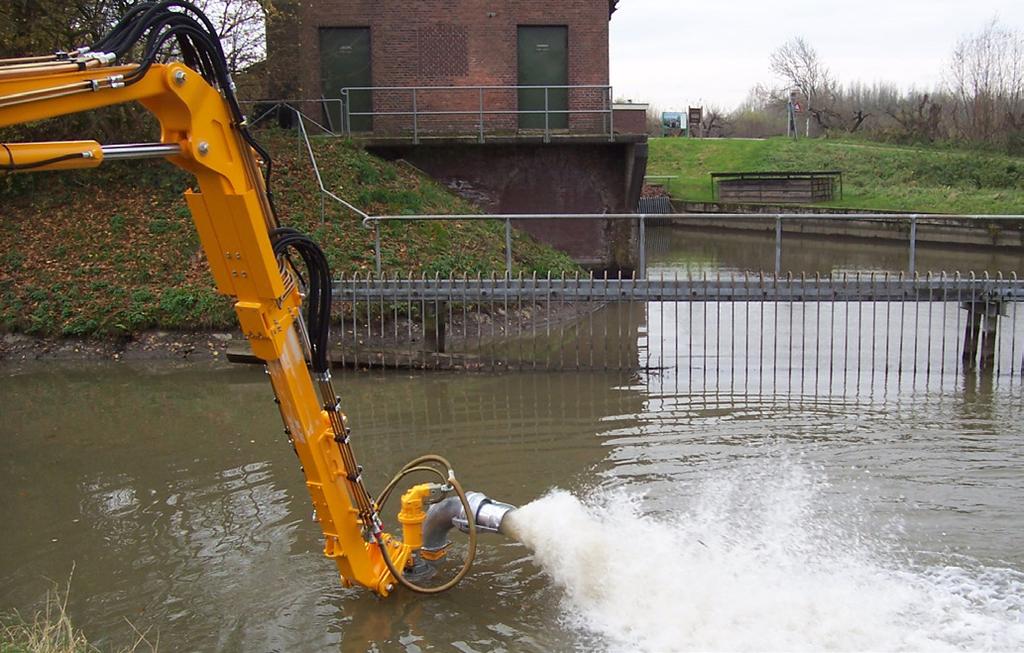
[374,455,477,594]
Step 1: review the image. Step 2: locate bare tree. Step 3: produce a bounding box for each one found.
[770,38,832,104]
[0,0,270,139]
[700,105,729,137]
[947,18,1024,146]
[769,37,880,134]
[194,0,270,76]
[885,92,945,143]
[769,37,837,131]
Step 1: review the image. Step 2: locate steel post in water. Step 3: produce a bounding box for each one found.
[424,301,447,353]
[962,300,983,372]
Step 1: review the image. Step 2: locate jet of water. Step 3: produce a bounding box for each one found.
[503,461,1024,652]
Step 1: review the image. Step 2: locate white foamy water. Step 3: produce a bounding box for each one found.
[504,461,1024,653]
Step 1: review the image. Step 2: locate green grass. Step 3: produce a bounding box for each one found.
[0,131,578,337]
[648,137,1024,214]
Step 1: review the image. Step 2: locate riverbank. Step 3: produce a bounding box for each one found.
[0,131,577,340]
[1,295,591,367]
[647,137,1024,214]
[0,330,234,363]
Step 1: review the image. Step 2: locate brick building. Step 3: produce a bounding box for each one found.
[268,0,620,135]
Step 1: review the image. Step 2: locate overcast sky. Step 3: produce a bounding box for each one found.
[609,0,1024,111]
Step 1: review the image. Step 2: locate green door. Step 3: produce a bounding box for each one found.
[319,27,371,132]
[517,26,568,130]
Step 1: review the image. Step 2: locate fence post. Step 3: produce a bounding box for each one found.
[638,215,646,279]
[374,222,382,275]
[544,87,550,143]
[981,302,1001,372]
[908,215,918,275]
[341,88,349,136]
[425,301,447,353]
[478,87,485,143]
[412,88,419,144]
[504,218,513,278]
[775,216,782,276]
[608,86,615,142]
[962,299,982,371]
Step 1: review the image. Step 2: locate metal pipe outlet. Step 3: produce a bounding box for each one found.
[421,491,516,554]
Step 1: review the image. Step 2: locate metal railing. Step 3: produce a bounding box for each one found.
[240,98,343,135]
[362,212,1024,278]
[320,271,1024,389]
[295,113,369,223]
[338,84,615,143]
[238,101,367,223]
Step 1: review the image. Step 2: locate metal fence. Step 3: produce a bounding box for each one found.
[338,85,615,142]
[238,103,1024,286]
[323,272,1024,395]
[240,99,343,135]
[362,212,1024,278]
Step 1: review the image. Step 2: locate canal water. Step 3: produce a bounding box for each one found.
[1,361,1022,651]
[2,229,1022,651]
[644,225,1024,278]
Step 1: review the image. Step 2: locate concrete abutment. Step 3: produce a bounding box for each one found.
[367,137,648,274]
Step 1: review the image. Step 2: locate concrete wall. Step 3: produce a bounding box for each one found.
[268,0,613,133]
[613,105,648,135]
[370,140,647,272]
[668,201,1024,248]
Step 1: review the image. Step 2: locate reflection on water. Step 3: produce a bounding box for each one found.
[642,300,1024,397]
[645,225,1024,277]
[1,361,1022,651]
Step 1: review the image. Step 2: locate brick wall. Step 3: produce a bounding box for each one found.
[268,0,612,135]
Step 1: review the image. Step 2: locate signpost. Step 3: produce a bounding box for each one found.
[688,106,703,138]
[661,111,683,137]
[787,90,799,140]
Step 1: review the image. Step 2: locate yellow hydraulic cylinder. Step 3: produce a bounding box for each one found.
[1,140,102,171]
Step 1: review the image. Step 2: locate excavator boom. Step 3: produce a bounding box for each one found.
[0,3,514,597]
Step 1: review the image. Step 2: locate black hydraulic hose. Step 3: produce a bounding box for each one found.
[95,3,279,221]
[91,3,157,52]
[1,145,88,172]
[102,1,225,61]
[270,229,333,373]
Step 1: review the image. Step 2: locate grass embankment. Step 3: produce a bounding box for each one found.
[0,132,576,337]
[647,137,1024,214]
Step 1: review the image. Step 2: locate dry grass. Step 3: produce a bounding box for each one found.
[1,574,156,653]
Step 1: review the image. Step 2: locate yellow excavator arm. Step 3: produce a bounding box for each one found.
[0,2,513,597]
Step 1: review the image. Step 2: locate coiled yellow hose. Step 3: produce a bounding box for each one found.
[375,454,477,594]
